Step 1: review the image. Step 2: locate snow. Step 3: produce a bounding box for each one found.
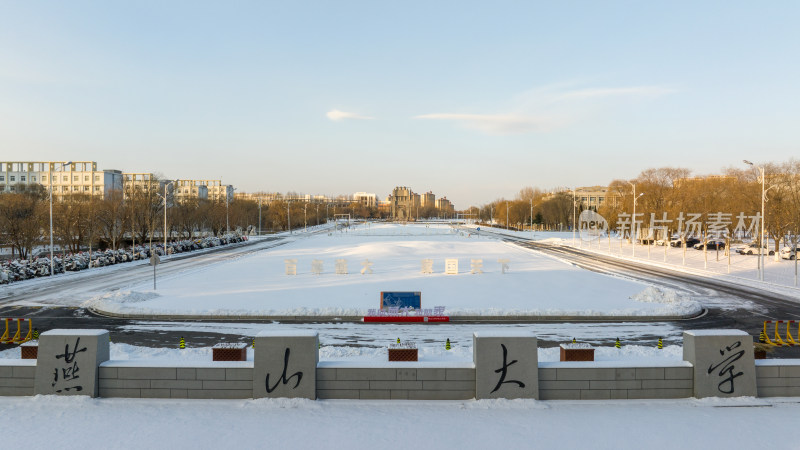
[256,329,319,337]
[42,329,108,336]
[2,395,800,449]
[684,330,749,337]
[756,359,800,367]
[85,223,700,318]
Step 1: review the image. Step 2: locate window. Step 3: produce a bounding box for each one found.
[20,176,26,182]
[9,176,15,182]
[94,186,100,191]
[63,176,68,182]
[9,186,14,192]
[95,176,100,181]
[73,176,78,182]
[31,176,36,182]
[84,186,89,191]
[84,175,89,181]
[0,176,4,181]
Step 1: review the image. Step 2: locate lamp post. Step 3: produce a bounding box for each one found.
[304,203,307,231]
[572,188,576,246]
[530,198,534,239]
[49,161,71,276]
[225,186,231,235]
[506,201,509,230]
[630,186,644,258]
[287,200,291,234]
[744,160,766,281]
[162,180,177,253]
[258,197,262,236]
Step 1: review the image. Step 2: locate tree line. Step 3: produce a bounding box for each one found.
[469,159,800,252]
[0,185,390,259]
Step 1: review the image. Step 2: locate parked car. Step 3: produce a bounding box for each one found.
[670,237,701,248]
[736,242,776,256]
[693,240,726,250]
[780,246,799,260]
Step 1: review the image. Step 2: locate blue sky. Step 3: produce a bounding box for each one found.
[1,1,798,207]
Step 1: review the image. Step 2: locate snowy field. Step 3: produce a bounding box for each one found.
[86,223,700,318]
[3,395,799,449]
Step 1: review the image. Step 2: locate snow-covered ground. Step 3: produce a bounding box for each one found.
[85,223,700,318]
[3,340,795,449]
[3,394,799,449]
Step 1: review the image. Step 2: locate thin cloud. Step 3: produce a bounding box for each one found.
[326,109,374,121]
[413,113,558,135]
[415,83,677,135]
[555,86,677,101]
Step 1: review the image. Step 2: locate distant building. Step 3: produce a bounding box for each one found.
[175,180,232,203]
[390,186,413,220]
[435,197,454,212]
[542,186,618,210]
[0,161,122,199]
[174,180,210,202]
[420,191,435,208]
[353,192,377,207]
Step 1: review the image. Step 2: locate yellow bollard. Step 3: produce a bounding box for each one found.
[179,336,185,349]
[10,319,22,344]
[615,338,621,349]
[786,321,798,346]
[774,321,787,346]
[17,319,32,344]
[0,318,9,344]
[445,338,451,350]
[763,321,776,346]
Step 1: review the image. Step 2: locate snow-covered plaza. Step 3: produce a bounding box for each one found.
[86,223,700,319]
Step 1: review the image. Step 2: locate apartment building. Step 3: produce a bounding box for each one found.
[353,192,377,207]
[435,197,454,212]
[0,161,122,199]
[174,180,209,202]
[420,191,435,208]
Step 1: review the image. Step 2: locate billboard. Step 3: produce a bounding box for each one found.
[380,291,422,310]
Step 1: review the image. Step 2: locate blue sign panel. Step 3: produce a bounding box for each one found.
[381,292,422,310]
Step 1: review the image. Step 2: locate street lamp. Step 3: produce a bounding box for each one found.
[744,160,766,281]
[225,186,236,235]
[287,200,291,234]
[304,203,307,231]
[506,201,509,230]
[161,180,178,253]
[49,161,72,276]
[572,188,576,246]
[630,186,644,258]
[530,198,534,239]
[258,197,262,236]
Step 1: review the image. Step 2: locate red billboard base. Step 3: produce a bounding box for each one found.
[363,316,450,323]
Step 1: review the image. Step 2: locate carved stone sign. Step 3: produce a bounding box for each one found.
[253,330,318,399]
[474,331,539,399]
[683,330,756,398]
[34,329,110,397]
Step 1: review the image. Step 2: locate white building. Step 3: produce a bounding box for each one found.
[353,192,377,207]
[0,161,122,199]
